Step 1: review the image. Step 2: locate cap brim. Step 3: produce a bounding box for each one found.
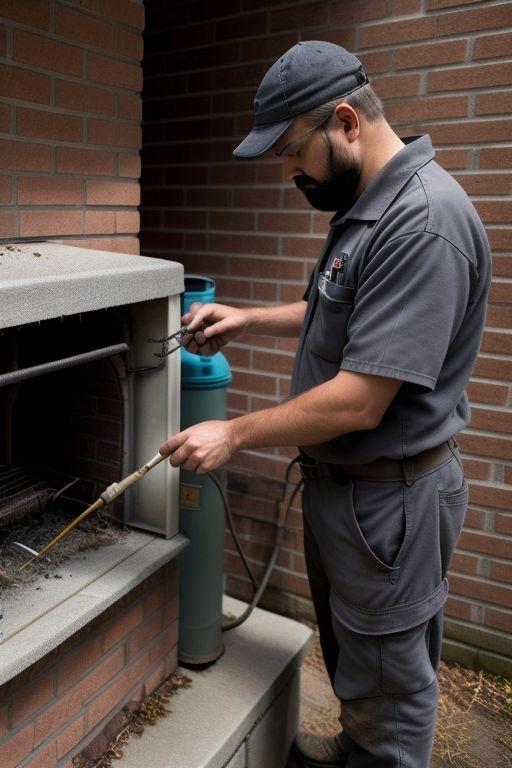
[233,118,294,158]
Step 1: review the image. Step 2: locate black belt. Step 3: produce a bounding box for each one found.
[299,438,460,486]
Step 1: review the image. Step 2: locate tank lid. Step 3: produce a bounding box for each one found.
[181,347,232,390]
[184,274,216,295]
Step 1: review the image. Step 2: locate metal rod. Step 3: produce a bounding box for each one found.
[12,542,39,557]
[0,344,129,387]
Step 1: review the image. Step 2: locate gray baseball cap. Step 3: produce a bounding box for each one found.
[233,41,368,159]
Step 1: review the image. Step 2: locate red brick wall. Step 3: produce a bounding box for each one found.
[0,0,144,254]
[142,1,512,670]
[12,353,126,511]
[0,560,178,768]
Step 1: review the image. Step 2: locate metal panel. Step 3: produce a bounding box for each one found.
[127,297,180,538]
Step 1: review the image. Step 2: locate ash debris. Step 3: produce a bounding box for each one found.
[0,507,127,593]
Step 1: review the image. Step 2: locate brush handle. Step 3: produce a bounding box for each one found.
[100,452,168,504]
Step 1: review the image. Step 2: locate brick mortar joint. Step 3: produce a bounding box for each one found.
[84,618,179,713]
[0,566,176,711]
[66,656,169,766]
[1,617,179,749]
[3,13,143,51]
[12,651,164,768]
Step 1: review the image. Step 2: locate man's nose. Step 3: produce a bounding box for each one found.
[282,156,302,183]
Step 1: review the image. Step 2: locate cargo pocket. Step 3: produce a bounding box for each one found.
[379,619,437,694]
[306,282,355,363]
[330,604,437,700]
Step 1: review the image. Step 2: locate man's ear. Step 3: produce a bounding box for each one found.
[334,103,359,141]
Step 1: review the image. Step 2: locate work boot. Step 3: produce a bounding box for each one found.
[291,730,348,767]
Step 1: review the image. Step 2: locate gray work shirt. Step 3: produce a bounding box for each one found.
[290,134,492,463]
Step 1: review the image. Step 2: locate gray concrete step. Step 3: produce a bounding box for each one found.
[115,596,313,768]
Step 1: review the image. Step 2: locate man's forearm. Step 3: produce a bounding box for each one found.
[243,300,306,338]
[159,371,401,472]
[230,372,376,451]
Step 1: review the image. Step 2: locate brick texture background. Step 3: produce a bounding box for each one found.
[142,0,512,672]
[0,560,178,768]
[0,0,144,254]
[12,352,126,515]
[0,3,178,766]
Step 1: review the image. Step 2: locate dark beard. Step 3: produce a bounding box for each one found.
[294,135,361,212]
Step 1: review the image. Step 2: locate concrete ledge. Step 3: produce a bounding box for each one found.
[0,242,183,328]
[0,531,188,685]
[442,637,512,678]
[115,596,313,768]
[446,617,512,656]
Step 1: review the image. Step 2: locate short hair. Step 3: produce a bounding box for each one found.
[302,83,385,127]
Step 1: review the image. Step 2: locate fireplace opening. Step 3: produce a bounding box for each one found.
[0,309,134,587]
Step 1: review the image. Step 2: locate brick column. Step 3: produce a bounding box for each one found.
[0,0,144,254]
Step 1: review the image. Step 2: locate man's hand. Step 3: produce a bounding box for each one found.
[159,420,238,474]
[182,302,248,356]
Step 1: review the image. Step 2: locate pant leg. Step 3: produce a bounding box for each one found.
[304,520,443,768]
[427,605,444,674]
[303,511,340,688]
[301,454,464,766]
[303,485,442,766]
[333,609,443,768]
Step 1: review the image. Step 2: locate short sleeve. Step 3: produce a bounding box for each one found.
[340,232,472,391]
[302,270,315,302]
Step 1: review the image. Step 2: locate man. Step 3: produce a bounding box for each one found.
[160,42,491,767]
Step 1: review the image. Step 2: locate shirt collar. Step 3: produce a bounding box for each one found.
[329,134,435,227]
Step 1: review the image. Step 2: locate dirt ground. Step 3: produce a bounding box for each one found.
[288,626,512,768]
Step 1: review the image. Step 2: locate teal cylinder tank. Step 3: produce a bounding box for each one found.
[178,275,232,666]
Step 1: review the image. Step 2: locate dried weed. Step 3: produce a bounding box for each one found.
[72,672,192,768]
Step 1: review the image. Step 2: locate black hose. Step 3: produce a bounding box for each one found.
[207,470,258,591]
[207,456,303,632]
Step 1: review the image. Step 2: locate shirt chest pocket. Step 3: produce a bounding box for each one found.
[306,280,356,362]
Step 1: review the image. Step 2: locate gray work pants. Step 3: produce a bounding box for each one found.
[302,447,468,768]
